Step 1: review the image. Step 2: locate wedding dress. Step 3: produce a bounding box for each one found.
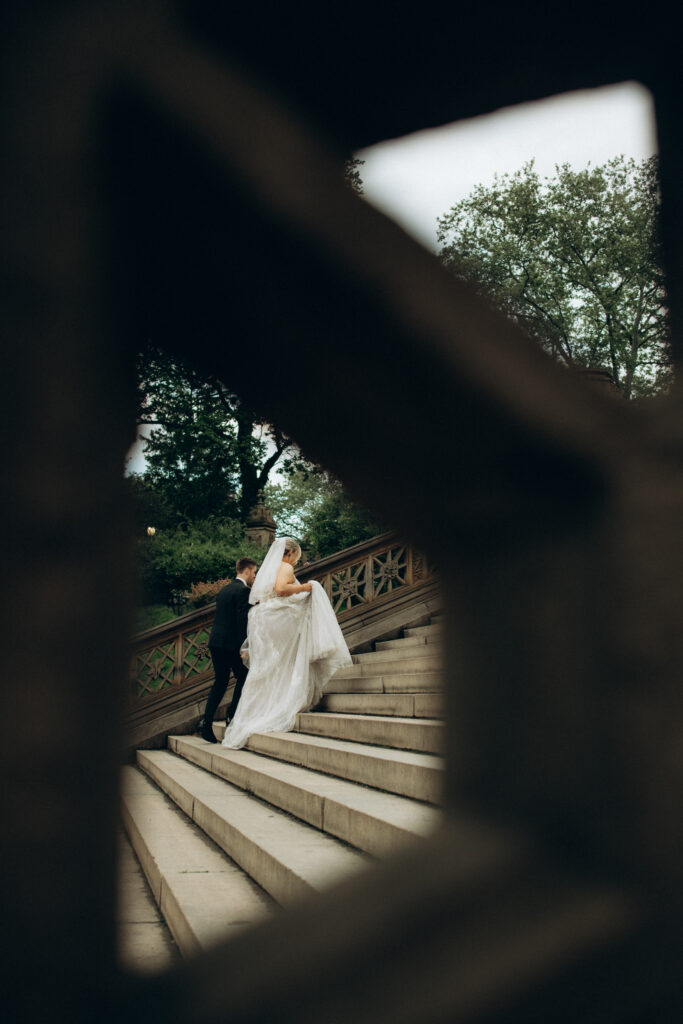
[222,539,352,750]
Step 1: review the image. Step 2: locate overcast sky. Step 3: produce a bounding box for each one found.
[356,81,657,250]
[127,82,657,473]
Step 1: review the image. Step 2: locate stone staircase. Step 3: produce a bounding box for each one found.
[121,612,444,960]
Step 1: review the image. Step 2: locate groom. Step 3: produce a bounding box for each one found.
[199,556,259,743]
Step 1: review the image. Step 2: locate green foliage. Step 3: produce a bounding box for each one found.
[344,157,365,195]
[137,519,264,606]
[131,315,381,614]
[135,347,239,522]
[437,156,670,398]
[304,483,383,558]
[264,469,327,540]
[134,472,382,622]
[265,471,383,559]
[134,346,305,523]
[135,604,177,633]
[126,475,176,531]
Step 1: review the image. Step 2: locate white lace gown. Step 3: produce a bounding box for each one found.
[222,579,352,749]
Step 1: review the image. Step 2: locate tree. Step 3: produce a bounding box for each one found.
[265,470,383,559]
[136,519,264,608]
[134,346,301,523]
[126,474,176,532]
[344,157,365,195]
[436,157,670,398]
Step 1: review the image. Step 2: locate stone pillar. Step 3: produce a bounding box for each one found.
[244,491,277,548]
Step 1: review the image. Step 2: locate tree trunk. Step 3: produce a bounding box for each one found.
[236,406,258,521]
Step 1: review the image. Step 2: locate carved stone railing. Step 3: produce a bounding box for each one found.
[129,531,436,709]
[130,607,216,705]
[296,531,436,616]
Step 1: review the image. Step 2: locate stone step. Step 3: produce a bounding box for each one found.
[241,731,443,803]
[374,634,440,651]
[351,646,442,669]
[169,735,441,858]
[121,765,273,957]
[324,670,442,693]
[294,711,444,754]
[404,623,442,639]
[316,691,444,718]
[117,827,180,973]
[136,749,369,905]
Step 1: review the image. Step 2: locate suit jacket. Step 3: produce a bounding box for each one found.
[209,579,250,651]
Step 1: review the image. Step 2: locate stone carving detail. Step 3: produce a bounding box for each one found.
[330,563,367,613]
[134,640,177,698]
[412,551,435,582]
[372,546,408,595]
[183,632,213,681]
[244,490,277,548]
[379,559,399,580]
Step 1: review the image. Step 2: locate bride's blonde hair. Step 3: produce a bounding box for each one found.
[283,537,301,559]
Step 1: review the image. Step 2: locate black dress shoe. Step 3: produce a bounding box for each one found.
[200,723,218,743]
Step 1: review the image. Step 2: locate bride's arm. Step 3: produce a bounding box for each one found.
[275,563,312,596]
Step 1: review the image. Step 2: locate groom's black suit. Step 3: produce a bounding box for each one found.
[202,578,250,731]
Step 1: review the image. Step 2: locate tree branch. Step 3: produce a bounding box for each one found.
[208,376,237,417]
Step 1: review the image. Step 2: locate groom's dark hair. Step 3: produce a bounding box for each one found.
[236,557,258,574]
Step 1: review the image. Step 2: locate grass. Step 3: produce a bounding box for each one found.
[135,604,178,634]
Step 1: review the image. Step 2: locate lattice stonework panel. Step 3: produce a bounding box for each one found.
[182,628,212,681]
[330,560,369,614]
[372,545,408,597]
[412,549,436,582]
[133,640,177,699]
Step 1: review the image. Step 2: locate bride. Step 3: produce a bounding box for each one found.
[221,537,352,749]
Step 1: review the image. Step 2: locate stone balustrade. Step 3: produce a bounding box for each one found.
[130,531,436,707]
